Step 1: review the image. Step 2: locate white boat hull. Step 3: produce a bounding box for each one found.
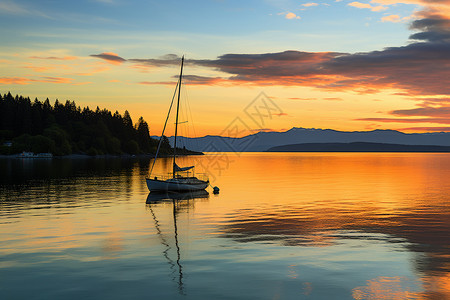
[146,177,208,192]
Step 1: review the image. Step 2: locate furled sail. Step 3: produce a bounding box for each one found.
[174,163,194,172]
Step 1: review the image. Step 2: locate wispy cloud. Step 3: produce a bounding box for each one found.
[323,97,344,101]
[0,76,72,84]
[30,56,77,60]
[0,1,50,18]
[399,126,450,132]
[287,97,343,101]
[416,97,450,106]
[357,104,450,126]
[129,54,180,67]
[0,1,120,24]
[0,1,31,15]
[356,117,450,124]
[23,65,55,73]
[288,97,318,100]
[392,106,450,118]
[139,81,175,86]
[0,77,33,85]
[39,76,73,84]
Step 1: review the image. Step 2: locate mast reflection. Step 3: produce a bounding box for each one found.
[146,190,210,295]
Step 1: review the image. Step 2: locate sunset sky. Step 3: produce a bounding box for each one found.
[1,0,450,136]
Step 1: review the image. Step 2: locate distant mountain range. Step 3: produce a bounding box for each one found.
[160,127,450,152]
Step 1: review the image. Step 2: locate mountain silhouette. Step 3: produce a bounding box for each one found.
[162,127,450,152]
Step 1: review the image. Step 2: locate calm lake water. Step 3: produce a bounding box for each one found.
[1,153,450,299]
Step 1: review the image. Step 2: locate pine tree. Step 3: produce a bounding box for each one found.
[136,117,151,153]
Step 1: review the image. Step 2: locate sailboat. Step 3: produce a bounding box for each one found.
[146,56,209,192]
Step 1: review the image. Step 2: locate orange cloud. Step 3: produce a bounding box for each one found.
[302,3,319,7]
[373,0,450,17]
[382,14,401,22]
[356,117,450,124]
[373,0,448,7]
[371,0,422,4]
[400,126,450,132]
[24,65,54,72]
[284,12,301,19]
[348,1,387,12]
[357,101,450,128]
[40,76,72,83]
[0,76,72,85]
[0,77,33,85]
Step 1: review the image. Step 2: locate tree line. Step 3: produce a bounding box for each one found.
[0,92,173,156]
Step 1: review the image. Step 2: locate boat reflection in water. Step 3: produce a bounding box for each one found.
[146,190,209,295]
[146,190,210,203]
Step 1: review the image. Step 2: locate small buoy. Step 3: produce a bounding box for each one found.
[213,186,220,194]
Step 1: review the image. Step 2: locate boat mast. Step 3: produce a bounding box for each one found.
[173,55,184,177]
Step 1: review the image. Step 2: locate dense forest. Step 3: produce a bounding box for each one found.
[0,92,173,156]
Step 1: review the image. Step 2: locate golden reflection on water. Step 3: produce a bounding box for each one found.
[194,152,450,298]
[352,276,422,300]
[1,154,450,299]
[352,274,450,300]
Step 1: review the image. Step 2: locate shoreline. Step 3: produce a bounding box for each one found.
[0,152,204,159]
[3,151,450,160]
